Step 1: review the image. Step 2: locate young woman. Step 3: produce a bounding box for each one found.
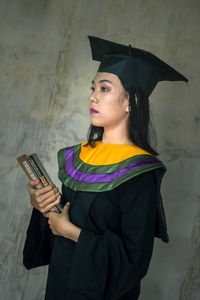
[24,36,187,300]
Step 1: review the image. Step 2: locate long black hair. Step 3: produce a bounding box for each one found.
[84,88,158,156]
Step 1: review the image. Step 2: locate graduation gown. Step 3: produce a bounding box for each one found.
[23,141,169,300]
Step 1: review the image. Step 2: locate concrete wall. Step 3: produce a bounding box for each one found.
[0,0,199,299]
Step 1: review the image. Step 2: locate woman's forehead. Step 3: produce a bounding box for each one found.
[93,72,121,84]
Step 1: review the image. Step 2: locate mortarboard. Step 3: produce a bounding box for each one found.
[88,36,188,98]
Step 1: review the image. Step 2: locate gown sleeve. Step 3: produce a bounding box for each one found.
[23,207,55,270]
[68,171,161,299]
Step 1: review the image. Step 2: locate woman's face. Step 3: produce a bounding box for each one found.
[89,72,129,128]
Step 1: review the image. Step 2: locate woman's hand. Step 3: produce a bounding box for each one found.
[48,202,81,242]
[26,179,61,218]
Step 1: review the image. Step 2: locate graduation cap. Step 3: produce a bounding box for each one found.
[88,36,188,98]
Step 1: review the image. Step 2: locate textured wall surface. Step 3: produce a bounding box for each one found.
[0,0,199,299]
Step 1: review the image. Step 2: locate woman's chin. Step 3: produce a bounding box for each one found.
[91,120,104,127]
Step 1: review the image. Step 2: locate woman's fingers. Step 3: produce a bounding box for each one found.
[26,180,39,193]
[38,187,59,202]
[34,184,55,196]
[26,179,61,214]
[43,212,50,218]
[39,192,61,209]
[40,195,61,214]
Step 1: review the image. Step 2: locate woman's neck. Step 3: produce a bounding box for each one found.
[102,124,134,145]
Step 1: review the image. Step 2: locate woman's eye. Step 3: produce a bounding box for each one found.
[101,86,110,92]
[90,86,110,92]
[90,86,95,92]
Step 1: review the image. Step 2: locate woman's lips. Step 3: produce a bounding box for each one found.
[90,108,99,114]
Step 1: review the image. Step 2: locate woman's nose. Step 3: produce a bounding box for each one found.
[90,91,98,103]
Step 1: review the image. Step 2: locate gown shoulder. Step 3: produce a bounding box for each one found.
[57,140,166,193]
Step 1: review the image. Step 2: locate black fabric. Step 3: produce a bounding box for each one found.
[23,208,54,269]
[23,169,168,299]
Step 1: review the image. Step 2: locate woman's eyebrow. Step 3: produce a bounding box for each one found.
[91,79,113,85]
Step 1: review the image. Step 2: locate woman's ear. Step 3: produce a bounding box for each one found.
[134,94,138,105]
[124,91,130,112]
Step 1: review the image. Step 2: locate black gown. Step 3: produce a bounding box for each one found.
[23,142,169,300]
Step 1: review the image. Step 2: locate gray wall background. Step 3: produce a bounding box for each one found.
[0,0,199,299]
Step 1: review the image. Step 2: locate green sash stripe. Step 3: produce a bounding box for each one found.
[58,145,166,192]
